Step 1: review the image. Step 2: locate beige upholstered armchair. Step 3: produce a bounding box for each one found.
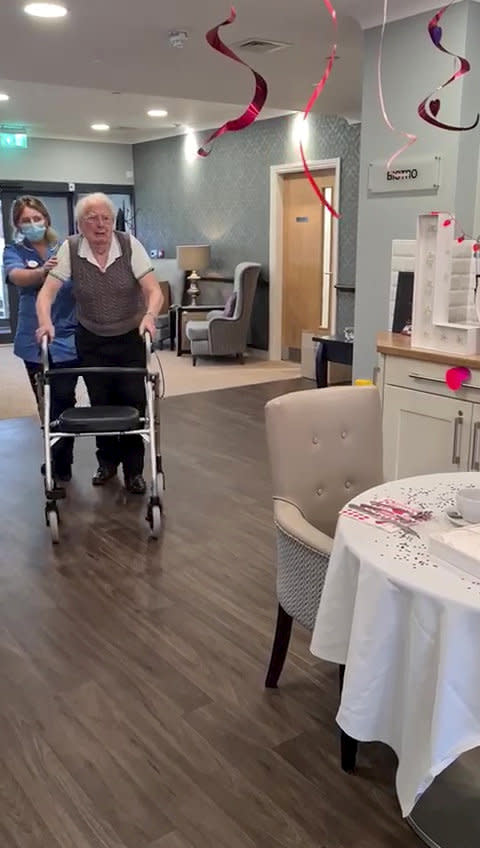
[264,385,383,770]
[185,262,260,365]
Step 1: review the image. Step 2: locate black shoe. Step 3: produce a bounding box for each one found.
[125,474,146,495]
[41,463,71,482]
[92,464,117,486]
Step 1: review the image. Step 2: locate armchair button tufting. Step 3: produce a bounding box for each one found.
[345,481,351,489]
[341,431,347,439]
[312,436,319,445]
[316,488,323,496]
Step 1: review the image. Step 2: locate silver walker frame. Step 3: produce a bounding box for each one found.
[38,331,164,543]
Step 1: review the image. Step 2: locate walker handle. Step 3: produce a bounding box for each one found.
[143,329,153,365]
[40,334,49,372]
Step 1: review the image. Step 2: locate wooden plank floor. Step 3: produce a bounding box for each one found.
[0,378,420,848]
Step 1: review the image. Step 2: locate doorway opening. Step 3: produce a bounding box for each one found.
[269,158,340,362]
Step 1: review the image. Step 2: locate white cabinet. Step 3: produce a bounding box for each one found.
[378,349,480,481]
[383,385,472,480]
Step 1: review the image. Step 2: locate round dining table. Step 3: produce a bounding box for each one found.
[310,472,480,848]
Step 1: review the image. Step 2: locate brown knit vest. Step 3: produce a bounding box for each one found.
[69,232,144,336]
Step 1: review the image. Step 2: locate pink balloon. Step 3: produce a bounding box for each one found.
[445,367,471,391]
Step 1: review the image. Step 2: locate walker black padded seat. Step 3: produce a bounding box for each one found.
[57,406,141,433]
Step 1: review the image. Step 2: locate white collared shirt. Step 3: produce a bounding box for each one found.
[52,233,153,282]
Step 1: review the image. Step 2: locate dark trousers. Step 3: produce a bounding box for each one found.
[25,359,78,476]
[76,324,146,478]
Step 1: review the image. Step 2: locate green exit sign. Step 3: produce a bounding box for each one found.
[0,133,28,149]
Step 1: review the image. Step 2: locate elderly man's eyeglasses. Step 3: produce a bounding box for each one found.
[83,214,113,224]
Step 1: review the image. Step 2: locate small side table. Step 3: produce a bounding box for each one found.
[171,304,224,356]
[313,334,353,388]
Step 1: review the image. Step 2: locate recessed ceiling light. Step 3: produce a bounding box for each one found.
[24,3,68,18]
[147,108,168,118]
[91,123,110,132]
[0,93,9,102]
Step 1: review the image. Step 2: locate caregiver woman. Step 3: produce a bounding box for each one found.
[2,196,78,481]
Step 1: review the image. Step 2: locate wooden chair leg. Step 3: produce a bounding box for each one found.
[339,664,358,773]
[192,356,197,366]
[265,604,293,688]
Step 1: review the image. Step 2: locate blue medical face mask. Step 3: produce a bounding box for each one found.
[20,222,46,242]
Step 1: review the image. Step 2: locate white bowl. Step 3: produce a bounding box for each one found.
[456,488,480,523]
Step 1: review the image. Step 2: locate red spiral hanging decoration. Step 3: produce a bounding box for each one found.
[299,0,340,218]
[377,0,416,169]
[197,7,268,157]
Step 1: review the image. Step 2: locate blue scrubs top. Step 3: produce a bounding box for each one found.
[3,240,77,364]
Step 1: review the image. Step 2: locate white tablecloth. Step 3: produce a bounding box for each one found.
[310,472,480,817]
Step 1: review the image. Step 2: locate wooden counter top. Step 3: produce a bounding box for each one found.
[377,332,480,369]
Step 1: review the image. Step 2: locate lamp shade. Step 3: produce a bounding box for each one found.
[176,244,210,272]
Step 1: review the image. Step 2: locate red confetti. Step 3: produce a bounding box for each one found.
[197,7,268,157]
[299,0,340,218]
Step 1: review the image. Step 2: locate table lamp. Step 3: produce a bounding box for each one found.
[176,244,211,304]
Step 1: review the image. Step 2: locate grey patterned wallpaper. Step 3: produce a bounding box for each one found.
[133,113,359,331]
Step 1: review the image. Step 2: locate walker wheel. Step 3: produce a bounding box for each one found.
[147,503,162,539]
[46,506,60,544]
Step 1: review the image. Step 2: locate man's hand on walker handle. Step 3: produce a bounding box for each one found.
[36,322,55,344]
[139,313,156,340]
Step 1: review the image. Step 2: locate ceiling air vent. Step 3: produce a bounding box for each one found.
[231,38,291,54]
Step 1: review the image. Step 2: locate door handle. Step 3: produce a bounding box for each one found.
[452,414,463,465]
[471,422,480,471]
[372,366,380,385]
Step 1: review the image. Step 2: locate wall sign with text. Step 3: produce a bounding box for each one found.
[368,156,441,194]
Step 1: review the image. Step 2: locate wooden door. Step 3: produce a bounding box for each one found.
[282,170,335,361]
[383,385,472,481]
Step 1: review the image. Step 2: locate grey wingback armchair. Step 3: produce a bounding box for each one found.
[150,258,186,349]
[185,262,261,365]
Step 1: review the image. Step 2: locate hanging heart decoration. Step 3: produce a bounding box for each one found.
[418,2,479,132]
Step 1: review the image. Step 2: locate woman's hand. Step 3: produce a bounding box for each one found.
[42,256,58,274]
[36,322,55,343]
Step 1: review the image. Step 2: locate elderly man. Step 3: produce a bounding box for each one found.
[36,192,163,495]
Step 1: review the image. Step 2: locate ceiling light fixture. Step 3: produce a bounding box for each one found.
[24,3,68,18]
[147,109,168,118]
[91,123,110,132]
[0,93,9,102]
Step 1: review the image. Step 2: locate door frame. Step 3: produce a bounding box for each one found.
[268,158,340,361]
